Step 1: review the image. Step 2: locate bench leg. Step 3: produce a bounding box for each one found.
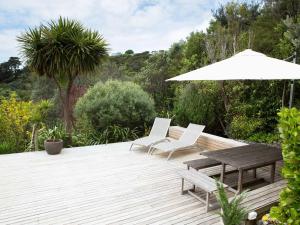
[253,168,257,178]
[206,192,210,212]
[237,169,244,194]
[220,163,226,183]
[181,178,184,194]
[270,163,276,183]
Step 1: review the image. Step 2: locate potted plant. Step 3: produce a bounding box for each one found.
[43,126,63,155]
[216,181,248,225]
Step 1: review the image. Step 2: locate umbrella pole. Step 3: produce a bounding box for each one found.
[289,80,295,109]
[289,52,297,109]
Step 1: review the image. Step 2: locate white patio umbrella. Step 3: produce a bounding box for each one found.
[167,49,300,107]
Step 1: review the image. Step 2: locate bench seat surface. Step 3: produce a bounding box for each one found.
[178,169,227,193]
[183,158,222,170]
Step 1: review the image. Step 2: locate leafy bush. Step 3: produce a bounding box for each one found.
[229,115,263,140]
[216,181,248,225]
[247,132,279,144]
[173,81,223,132]
[0,93,33,153]
[74,80,155,132]
[72,125,139,145]
[0,141,17,154]
[0,96,53,153]
[270,108,300,225]
[226,81,283,140]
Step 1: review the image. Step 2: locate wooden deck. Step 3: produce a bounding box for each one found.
[0,132,283,224]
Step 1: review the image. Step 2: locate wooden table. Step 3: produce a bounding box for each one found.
[201,144,282,193]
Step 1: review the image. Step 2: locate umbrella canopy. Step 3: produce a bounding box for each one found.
[167,49,300,81]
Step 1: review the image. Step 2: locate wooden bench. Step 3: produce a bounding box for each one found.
[183,158,222,170]
[177,169,228,212]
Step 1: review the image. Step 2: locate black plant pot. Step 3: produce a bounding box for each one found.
[44,140,63,155]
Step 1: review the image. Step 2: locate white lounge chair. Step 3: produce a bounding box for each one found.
[129,117,171,151]
[149,123,205,160]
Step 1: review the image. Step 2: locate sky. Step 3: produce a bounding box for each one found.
[0,0,234,62]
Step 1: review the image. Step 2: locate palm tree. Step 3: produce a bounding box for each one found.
[18,17,108,142]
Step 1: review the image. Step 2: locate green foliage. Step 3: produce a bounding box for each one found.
[136,51,175,111]
[94,125,138,144]
[75,80,155,132]
[216,181,248,225]
[112,51,150,77]
[173,82,223,133]
[30,76,56,101]
[37,123,139,147]
[247,132,279,144]
[18,17,108,81]
[182,32,208,70]
[0,57,22,83]
[0,141,17,155]
[0,93,54,154]
[41,126,64,141]
[270,108,300,225]
[227,81,284,141]
[0,93,33,153]
[38,124,68,149]
[229,115,263,139]
[71,125,138,146]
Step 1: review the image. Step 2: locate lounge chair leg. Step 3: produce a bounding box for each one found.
[148,145,154,154]
[129,143,134,151]
[150,148,156,155]
[181,178,184,194]
[206,192,210,212]
[167,151,175,160]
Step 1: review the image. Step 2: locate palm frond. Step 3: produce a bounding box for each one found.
[17,17,108,79]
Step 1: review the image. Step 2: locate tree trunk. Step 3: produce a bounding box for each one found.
[218,80,229,112]
[52,75,75,145]
[218,80,230,136]
[233,34,237,54]
[63,79,74,145]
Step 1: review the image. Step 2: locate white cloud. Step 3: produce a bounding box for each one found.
[0,0,232,61]
[0,29,20,60]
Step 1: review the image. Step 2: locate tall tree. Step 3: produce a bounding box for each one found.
[18,17,108,141]
[0,57,22,83]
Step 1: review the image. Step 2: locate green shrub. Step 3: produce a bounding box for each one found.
[0,141,16,154]
[73,125,139,145]
[173,81,222,131]
[74,80,155,132]
[248,132,279,144]
[0,94,54,154]
[270,108,300,225]
[229,115,263,140]
[0,93,33,153]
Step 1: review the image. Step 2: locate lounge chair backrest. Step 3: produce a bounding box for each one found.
[179,123,205,144]
[149,117,171,138]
